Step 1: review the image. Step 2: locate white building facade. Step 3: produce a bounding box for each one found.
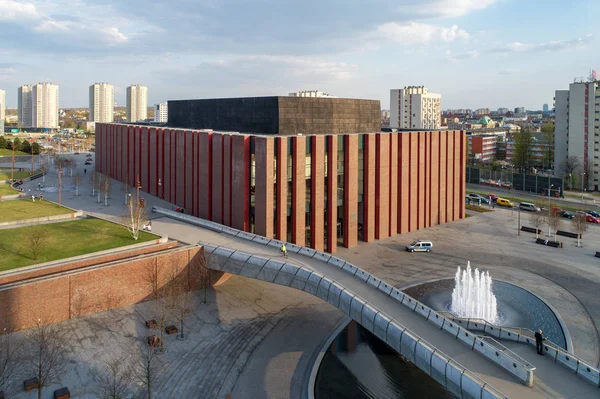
[18,83,59,129]
[32,83,59,129]
[154,103,168,123]
[126,85,148,122]
[18,85,33,127]
[288,90,335,98]
[390,86,441,130]
[554,81,599,191]
[89,83,114,123]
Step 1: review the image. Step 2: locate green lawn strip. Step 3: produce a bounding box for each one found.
[0,149,27,156]
[466,189,587,212]
[0,169,42,180]
[0,218,157,272]
[0,185,18,196]
[0,199,75,222]
[465,204,493,213]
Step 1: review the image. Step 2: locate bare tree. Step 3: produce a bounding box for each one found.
[0,329,20,397]
[95,172,103,203]
[547,208,562,241]
[123,172,131,205]
[72,173,81,196]
[26,320,68,399]
[102,174,112,206]
[167,270,193,340]
[121,194,147,241]
[54,157,68,207]
[561,156,582,189]
[67,158,76,177]
[191,253,211,304]
[26,225,51,261]
[95,355,132,399]
[529,212,544,239]
[132,345,162,399]
[90,172,97,197]
[573,213,588,248]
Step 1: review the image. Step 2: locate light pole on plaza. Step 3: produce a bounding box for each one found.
[136,176,141,204]
[547,184,554,237]
[581,172,586,202]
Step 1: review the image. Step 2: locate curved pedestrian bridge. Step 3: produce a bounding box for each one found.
[153,206,600,399]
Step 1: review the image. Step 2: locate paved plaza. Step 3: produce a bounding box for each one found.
[5,153,600,398]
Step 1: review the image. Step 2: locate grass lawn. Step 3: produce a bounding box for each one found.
[0,149,27,156]
[0,199,74,222]
[0,218,157,271]
[0,169,41,180]
[0,185,18,196]
[465,204,493,213]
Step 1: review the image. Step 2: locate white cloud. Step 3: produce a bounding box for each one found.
[402,0,499,18]
[0,0,39,20]
[445,49,479,62]
[377,22,470,45]
[489,35,593,55]
[441,25,470,42]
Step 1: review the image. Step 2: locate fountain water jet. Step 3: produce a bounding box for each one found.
[450,262,498,323]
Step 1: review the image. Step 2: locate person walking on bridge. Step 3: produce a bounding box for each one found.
[280,244,287,259]
[535,329,546,355]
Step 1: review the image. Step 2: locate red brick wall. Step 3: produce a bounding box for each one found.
[0,246,204,332]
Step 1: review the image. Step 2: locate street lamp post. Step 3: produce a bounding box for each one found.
[136,176,141,204]
[548,184,554,237]
[581,172,586,202]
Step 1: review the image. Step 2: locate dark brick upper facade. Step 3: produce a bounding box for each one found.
[167,96,381,135]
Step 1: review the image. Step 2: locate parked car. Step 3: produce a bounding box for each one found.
[496,198,514,208]
[561,211,574,219]
[84,161,92,165]
[586,214,600,224]
[587,210,600,218]
[467,193,490,204]
[519,202,541,212]
[406,240,433,253]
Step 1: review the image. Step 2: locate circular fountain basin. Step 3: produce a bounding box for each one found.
[404,279,567,349]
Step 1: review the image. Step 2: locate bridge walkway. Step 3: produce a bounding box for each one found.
[150,216,599,399]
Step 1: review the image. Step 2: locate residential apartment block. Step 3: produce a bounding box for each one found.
[469,135,497,162]
[126,85,148,122]
[18,83,59,129]
[154,103,168,123]
[89,83,114,123]
[554,81,600,190]
[288,90,334,98]
[390,86,441,130]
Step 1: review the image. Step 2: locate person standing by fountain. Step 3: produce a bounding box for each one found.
[535,329,546,355]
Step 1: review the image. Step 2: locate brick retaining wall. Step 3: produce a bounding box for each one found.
[0,245,205,331]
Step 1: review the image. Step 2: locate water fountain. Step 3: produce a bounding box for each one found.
[450,262,498,323]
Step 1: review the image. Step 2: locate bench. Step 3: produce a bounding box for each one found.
[165,325,178,335]
[521,226,542,234]
[557,230,580,239]
[23,377,39,391]
[145,319,158,328]
[54,387,70,399]
[535,238,563,248]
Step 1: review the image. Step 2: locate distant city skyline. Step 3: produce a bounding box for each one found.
[0,0,598,109]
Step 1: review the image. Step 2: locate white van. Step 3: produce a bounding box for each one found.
[519,202,541,212]
[406,240,433,253]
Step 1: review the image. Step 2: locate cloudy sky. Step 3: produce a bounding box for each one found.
[0,0,597,110]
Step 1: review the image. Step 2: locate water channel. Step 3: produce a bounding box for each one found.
[315,321,457,399]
